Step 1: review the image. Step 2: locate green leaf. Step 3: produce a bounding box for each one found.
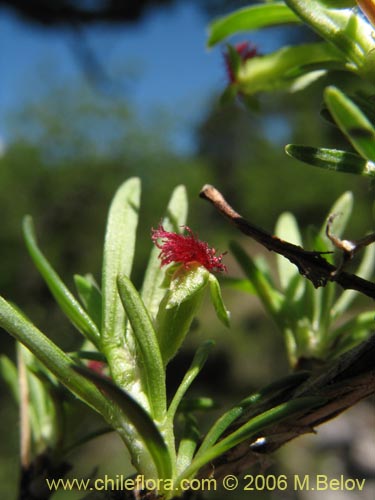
[208,2,300,47]
[318,1,355,6]
[313,191,352,343]
[321,93,375,128]
[196,371,310,458]
[0,355,19,402]
[0,297,113,419]
[177,397,217,413]
[74,366,173,480]
[319,191,353,244]
[284,0,375,69]
[101,178,141,388]
[275,212,303,293]
[176,414,200,476]
[349,94,375,125]
[208,274,230,327]
[69,350,107,362]
[19,345,64,450]
[237,42,344,95]
[328,319,373,358]
[164,265,209,309]
[74,274,102,331]
[117,275,166,421]
[331,243,375,318]
[195,394,260,461]
[179,396,323,482]
[141,185,188,319]
[285,145,375,177]
[167,340,214,423]
[324,86,375,161]
[289,69,327,93]
[330,310,374,344]
[22,216,101,348]
[220,276,256,295]
[230,241,283,319]
[220,276,256,294]
[155,266,209,365]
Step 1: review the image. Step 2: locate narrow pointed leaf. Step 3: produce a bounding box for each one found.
[332,243,375,318]
[195,394,261,461]
[331,310,374,345]
[179,397,323,481]
[177,397,216,412]
[117,275,166,420]
[22,216,100,348]
[230,241,283,318]
[285,145,375,177]
[141,185,188,318]
[0,297,113,419]
[208,2,300,47]
[316,191,353,330]
[74,366,172,480]
[208,274,230,327]
[325,86,375,161]
[328,321,373,358]
[101,178,140,386]
[237,43,344,95]
[176,414,200,475]
[0,355,19,402]
[319,191,353,243]
[167,340,214,423]
[69,351,106,362]
[196,371,310,458]
[220,276,256,294]
[275,212,303,293]
[74,274,102,331]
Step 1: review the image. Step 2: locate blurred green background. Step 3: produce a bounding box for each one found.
[0,1,374,499]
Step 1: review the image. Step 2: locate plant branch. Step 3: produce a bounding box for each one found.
[199,184,375,299]
[197,333,375,479]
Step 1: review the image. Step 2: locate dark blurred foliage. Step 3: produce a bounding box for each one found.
[0,0,176,26]
[0,0,248,26]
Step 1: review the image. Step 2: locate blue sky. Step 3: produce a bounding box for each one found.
[0,2,290,153]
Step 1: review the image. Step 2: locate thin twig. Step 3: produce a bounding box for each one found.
[200,184,375,299]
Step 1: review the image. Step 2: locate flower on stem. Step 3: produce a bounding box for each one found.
[152,225,230,365]
[151,225,227,273]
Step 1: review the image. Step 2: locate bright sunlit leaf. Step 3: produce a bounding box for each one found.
[208,2,300,47]
[285,145,375,177]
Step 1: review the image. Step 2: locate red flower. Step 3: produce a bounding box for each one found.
[87,360,106,374]
[152,225,227,273]
[224,41,258,83]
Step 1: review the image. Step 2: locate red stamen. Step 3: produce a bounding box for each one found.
[151,225,227,273]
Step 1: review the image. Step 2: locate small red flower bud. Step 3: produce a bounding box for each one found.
[151,225,227,273]
[87,360,106,374]
[224,41,258,83]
